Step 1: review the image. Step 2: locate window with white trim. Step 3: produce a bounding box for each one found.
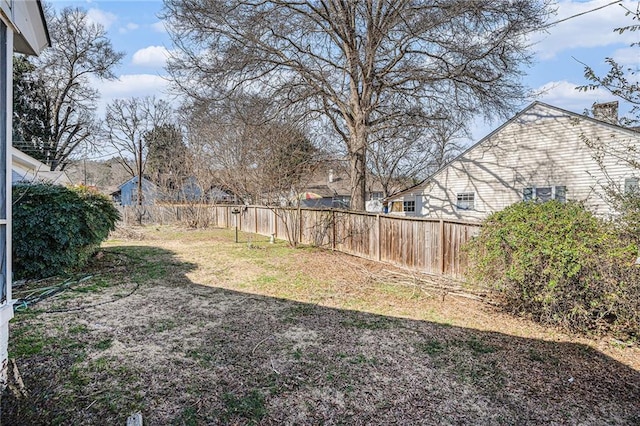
[523,186,566,203]
[456,192,475,210]
[624,178,639,195]
[403,200,415,212]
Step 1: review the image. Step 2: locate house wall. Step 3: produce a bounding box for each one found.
[391,103,640,222]
[0,13,10,393]
[119,178,157,206]
[0,0,49,396]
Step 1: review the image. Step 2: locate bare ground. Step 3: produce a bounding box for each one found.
[2,226,639,425]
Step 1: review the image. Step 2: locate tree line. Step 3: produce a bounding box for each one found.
[14,1,638,211]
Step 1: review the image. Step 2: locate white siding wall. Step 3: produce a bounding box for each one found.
[0,0,49,397]
[401,103,640,222]
[0,13,11,393]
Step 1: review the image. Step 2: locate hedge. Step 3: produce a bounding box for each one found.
[12,183,120,279]
[466,200,639,339]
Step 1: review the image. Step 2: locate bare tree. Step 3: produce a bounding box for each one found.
[367,112,467,197]
[14,7,123,171]
[423,118,468,173]
[578,3,639,127]
[104,96,173,206]
[184,96,321,242]
[184,96,317,205]
[576,3,640,235]
[164,0,550,210]
[184,97,265,204]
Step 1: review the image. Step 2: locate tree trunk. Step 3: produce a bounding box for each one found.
[349,127,367,211]
[137,139,143,207]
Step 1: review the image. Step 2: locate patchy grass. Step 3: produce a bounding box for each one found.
[220,390,267,424]
[3,226,639,424]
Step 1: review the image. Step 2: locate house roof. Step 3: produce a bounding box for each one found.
[300,158,385,198]
[11,0,51,56]
[387,101,640,200]
[112,176,157,193]
[11,147,71,185]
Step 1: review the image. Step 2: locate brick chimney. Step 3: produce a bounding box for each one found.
[592,101,618,125]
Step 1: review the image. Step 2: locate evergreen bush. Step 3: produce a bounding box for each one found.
[467,200,640,339]
[12,183,120,279]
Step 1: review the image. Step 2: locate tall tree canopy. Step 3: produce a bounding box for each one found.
[13,7,123,171]
[146,124,187,189]
[104,96,174,205]
[164,0,550,210]
[13,56,49,163]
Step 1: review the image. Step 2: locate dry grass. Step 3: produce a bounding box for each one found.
[3,226,639,425]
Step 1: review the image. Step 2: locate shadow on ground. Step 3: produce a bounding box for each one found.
[3,245,639,425]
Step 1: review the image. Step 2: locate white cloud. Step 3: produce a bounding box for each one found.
[92,74,173,117]
[132,46,171,68]
[531,0,638,60]
[533,80,612,112]
[119,22,140,34]
[151,21,167,33]
[611,47,640,68]
[86,8,118,31]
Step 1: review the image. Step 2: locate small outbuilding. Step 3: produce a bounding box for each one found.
[111,176,158,206]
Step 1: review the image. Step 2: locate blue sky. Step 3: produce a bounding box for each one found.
[51,0,639,141]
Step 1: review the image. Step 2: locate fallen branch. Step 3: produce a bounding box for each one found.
[8,359,27,398]
[252,336,275,355]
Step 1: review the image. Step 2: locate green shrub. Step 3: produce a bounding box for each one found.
[12,183,120,279]
[467,200,640,339]
[618,193,640,237]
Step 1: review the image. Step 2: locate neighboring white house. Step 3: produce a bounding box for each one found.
[0,0,50,394]
[12,147,71,185]
[386,101,640,222]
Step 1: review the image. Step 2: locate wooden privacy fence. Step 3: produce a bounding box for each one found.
[118,205,481,279]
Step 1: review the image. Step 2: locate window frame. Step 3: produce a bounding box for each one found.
[456,192,475,211]
[624,177,639,195]
[403,199,416,212]
[369,191,383,201]
[523,185,566,203]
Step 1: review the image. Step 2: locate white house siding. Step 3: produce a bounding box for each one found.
[0,0,49,396]
[12,147,71,184]
[390,102,640,222]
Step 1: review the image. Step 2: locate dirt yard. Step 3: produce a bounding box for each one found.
[3,226,639,425]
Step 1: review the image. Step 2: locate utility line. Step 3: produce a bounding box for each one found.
[542,0,624,30]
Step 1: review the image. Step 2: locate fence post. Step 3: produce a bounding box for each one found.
[274,208,278,238]
[255,206,258,234]
[332,210,336,251]
[439,219,445,274]
[377,214,381,262]
[299,208,303,245]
